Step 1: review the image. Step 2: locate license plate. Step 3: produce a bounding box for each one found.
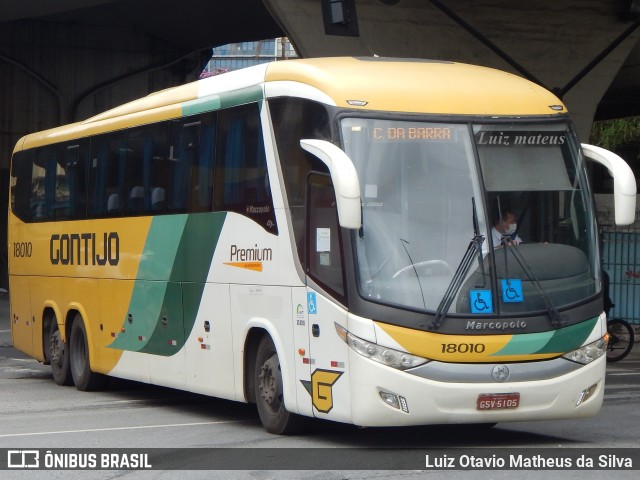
[477,393,520,410]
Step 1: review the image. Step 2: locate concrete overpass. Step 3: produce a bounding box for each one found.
[2,0,640,289]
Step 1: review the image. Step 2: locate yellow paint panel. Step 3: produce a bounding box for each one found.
[96,279,134,373]
[8,216,152,370]
[86,82,199,123]
[376,322,557,363]
[13,58,565,153]
[266,57,565,116]
[9,276,33,358]
[9,217,152,279]
[20,104,184,150]
[62,278,109,370]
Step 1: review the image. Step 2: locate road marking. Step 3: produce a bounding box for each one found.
[605,382,640,387]
[0,420,248,438]
[604,392,640,400]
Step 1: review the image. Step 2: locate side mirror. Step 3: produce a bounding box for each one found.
[582,143,637,225]
[300,139,362,229]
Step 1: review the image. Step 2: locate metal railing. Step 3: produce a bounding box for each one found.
[602,229,640,325]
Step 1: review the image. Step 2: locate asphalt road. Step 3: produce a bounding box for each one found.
[1,294,639,479]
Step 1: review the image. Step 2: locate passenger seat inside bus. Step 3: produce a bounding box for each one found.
[33,203,47,221]
[129,186,144,213]
[151,187,165,212]
[107,193,120,215]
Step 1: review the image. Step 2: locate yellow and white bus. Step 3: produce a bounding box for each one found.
[8,57,636,434]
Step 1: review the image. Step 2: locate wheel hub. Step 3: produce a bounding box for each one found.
[50,331,64,365]
[259,355,282,407]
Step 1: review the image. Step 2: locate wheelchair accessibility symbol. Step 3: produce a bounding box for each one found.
[470,290,493,314]
[501,279,523,303]
[308,292,317,314]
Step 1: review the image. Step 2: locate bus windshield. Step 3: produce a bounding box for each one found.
[341,118,599,317]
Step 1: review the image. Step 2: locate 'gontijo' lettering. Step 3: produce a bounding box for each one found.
[50,232,119,266]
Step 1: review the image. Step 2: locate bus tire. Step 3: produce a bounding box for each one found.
[69,314,107,391]
[50,314,73,386]
[254,335,304,435]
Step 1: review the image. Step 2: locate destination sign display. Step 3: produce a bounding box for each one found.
[371,126,453,142]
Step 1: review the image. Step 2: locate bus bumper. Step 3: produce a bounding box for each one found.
[347,350,605,427]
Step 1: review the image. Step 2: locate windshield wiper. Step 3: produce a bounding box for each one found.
[400,238,428,311]
[430,198,485,329]
[505,243,568,326]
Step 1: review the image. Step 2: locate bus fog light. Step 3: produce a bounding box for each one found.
[379,390,410,413]
[379,391,400,409]
[576,383,598,406]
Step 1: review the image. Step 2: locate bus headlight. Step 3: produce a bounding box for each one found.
[562,337,607,365]
[335,323,429,370]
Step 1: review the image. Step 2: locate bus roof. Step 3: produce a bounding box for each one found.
[264,57,565,116]
[16,57,566,151]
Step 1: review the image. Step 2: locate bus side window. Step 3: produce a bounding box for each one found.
[125,124,169,216]
[192,117,215,212]
[150,124,170,214]
[10,150,34,222]
[32,147,57,221]
[89,131,127,217]
[168,113,215,213]
[64,141,89,220]
[214,103,277,233]
[125,127,147,215]
[269,97,332,263]
[306,173,345,301]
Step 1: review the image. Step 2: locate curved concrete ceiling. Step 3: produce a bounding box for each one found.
[1,0,638,121]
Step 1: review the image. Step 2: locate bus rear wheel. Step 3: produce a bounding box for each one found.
[69,314,107,391]
[254,336,304,435]
[50,314,73,386]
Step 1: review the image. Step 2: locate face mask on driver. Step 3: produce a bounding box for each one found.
[504,223,517,236]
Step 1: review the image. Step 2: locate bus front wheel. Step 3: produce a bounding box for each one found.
[69,314,107,391]
[254,336,304,435]
[50,314,73,386]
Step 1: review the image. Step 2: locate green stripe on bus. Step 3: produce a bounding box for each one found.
[491,330,555,356]
[138,215,189,280]
[108,212,226,355]
[182,85,263,116]
[182,97,222,116]
[108,215,188,352]
[139,212,226,356]
[219,85,263,109]
[493,316,599,356]
[533,316,599,354]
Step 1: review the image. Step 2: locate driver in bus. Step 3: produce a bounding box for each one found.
[492,210,522,248]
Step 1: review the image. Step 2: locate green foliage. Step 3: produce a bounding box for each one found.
[589,116,640,150]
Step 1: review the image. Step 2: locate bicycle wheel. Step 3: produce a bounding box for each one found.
[606,319,635,363]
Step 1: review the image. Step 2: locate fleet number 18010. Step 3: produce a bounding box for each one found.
[441,343,486,354]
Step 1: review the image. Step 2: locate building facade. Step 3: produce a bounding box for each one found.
[202,38,297,74]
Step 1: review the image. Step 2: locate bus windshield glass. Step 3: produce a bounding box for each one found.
[341,118,599,316]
